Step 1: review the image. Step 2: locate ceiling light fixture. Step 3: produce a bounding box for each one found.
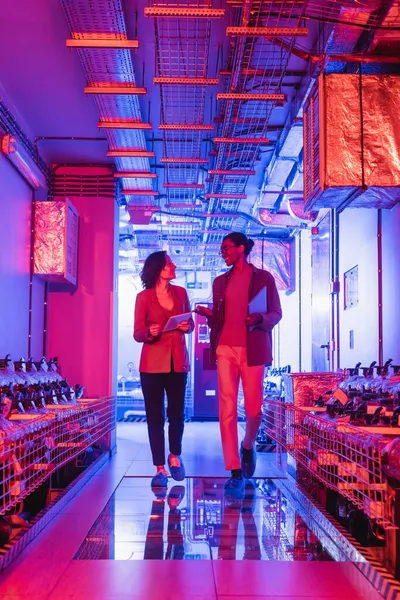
[204,193,247,199]
[122,189,159,195]
[154,77,219,85]
[159,124,214,131]
[66,38,139,49]
[114,172,157,178]
[99,121,152,129]
[208,169,256,176]
[217,93,285,101]
[145,6,225,18]
[160,157,208,164]
[85,85,147,95]
[107,150,155,157]
[164,183,204,189]
[226,27,308,37]
[213,137,270,144]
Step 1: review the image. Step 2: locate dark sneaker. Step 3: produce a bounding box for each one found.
[151,470,168,489]
[224,474,245,499]
[168,485,185,510]
[168,454,186,481]
[240,444,257,478]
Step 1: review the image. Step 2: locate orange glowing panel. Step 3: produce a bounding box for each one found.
[204,193,247,199]
[144,6,225,18]
[122,189,159,195]
[154,77,219,85]
[164,183,204,189]
[98,121,152,129]
[84,85,147,95]
[107,150,155,157]
[208,169,256,175]
[66,38,139,49]
[214,137,270,144]
[160,157,208,164]
[114,172,157,178]
[159,124,214,131]
[34,199,78,285]
[217,93,285,101]
[226,26,308,37]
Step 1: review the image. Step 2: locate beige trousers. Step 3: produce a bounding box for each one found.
[216,345,265,470]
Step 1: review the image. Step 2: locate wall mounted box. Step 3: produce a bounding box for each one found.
[34,198,78,285]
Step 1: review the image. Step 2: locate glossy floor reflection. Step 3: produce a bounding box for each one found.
[74,477,336,562]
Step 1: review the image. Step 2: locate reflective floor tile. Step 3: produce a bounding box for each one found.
[0,557,69,598]
[48,560,217,599]
[212,562,383,598]
[74,477,346,563]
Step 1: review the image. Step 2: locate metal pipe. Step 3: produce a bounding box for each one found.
[378,209,383,365]
[43,282,48,356]
[335,210,340,370]
[330,210,335,372]
[28,190,35,357]
[34,136,107,143]
[298,232,302,371]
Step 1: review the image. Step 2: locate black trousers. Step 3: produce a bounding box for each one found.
[144,500,185,560]
[140,369,187,466]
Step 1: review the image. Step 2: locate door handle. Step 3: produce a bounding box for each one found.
[320,343,330,362]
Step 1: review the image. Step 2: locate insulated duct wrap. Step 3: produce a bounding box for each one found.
[251,239,293,292]
[34,199,78,285]
[283,373,345,407]
[304,74,400,211]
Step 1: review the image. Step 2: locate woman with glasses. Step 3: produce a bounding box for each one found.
[195,232,282,498]
[134,251,194,488]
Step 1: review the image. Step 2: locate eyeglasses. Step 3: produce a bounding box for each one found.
[220,243,237,256]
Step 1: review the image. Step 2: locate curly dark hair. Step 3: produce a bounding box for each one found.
[223,232,255,257]
[140,251,167,289]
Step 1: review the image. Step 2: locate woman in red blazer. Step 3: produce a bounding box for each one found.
[134,251,193,488]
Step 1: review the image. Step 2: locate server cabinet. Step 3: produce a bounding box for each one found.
[193,303,218,419]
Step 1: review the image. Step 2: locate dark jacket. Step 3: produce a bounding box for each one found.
[208,265,282,367]
[134,285,194,373]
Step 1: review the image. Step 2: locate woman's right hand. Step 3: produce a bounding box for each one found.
[149,324,161,337]
[194,305,213,318]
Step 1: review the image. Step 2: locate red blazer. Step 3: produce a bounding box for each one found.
[134,285,193,373]
[208,265,282,367]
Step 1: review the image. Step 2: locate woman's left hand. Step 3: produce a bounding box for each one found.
[245,313,263,328]
[177,321,190,333]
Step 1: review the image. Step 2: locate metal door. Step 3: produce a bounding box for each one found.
[311,212,331,372]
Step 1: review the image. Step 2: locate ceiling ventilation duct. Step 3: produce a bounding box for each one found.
[304,74,400,212]
[324,3,375,72]
[259,122,303,209]
[257,1,376,214]
[127,205,159,225]
[258,207,308,229]
[287,199,319,223]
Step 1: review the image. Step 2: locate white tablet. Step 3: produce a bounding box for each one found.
[163,312,192,333]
